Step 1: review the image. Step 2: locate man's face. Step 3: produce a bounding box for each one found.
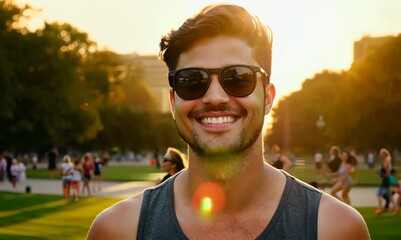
[170,36,274,157]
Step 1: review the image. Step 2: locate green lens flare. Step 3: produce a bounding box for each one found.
[200,197,213,215]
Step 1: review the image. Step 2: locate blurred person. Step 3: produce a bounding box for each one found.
[87,4,370,240]
[82,153,93,196]
[93,156,103,192]
[314,150,323,174]
[366,150,375,169]
[327,145,342,173]
[17,160,26,183]
[102,150,110,166]
[374,148,396,215]
[71,159,83,202]
[270,144,292,172]
[10,159,20,188]
[156,147,186,185]
[326,150,358,205]
[60,155,73,202]
[0,152,7,183]
[48,147,59,179]
[31,152,38,170]
[383,168,399,215]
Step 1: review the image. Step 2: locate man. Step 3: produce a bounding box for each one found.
[47,147,58,179]
[87,4,370,239]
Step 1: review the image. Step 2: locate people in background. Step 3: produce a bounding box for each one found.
[327,145,342,173]
[82,153,93,196]
[48,147,59,179]
[60,155,73,202]
[71,159,83,202]
[327,150,358,205]
[156,147,186,185]
[374,148,396,215]
[93,157,103,192]
[270,144,292,172]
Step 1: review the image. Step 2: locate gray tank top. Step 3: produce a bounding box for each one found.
[137,172,322,239]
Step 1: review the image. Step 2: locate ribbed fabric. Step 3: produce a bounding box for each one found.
[137,172,322,240]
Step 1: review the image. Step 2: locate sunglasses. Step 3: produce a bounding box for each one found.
[168,65,269,100]
[163,157,172,163]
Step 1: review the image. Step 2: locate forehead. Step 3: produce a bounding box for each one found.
[177,36,257,69]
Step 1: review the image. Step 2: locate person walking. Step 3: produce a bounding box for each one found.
[71,159,83,202]
[60,155,73,202]
[93,157,103,192]
[327,145,342,173]
[374,148,396,215]
[10,159,20,188]
[81,153,93,196]
[48,147,59,179]
[314,150,323,174]
[88,4,370,239]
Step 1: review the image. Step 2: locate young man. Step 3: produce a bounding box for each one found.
[87,4,370,239]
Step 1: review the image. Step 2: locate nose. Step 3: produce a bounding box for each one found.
[202,74,230,104]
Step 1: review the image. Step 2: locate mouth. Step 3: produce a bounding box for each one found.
[200,116,236,124]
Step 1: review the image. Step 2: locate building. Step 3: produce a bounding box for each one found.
[353,35,393,63]
[134,55,170,113]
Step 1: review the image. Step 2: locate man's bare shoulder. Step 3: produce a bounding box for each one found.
[86,192,144,240]
[318,193,371,240]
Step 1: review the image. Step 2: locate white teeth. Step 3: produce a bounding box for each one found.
[201,116,234,124]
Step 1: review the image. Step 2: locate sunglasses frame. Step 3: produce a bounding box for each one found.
[168,64,269,100]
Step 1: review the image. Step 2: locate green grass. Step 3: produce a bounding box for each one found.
[0,192,122,240]
[1,192,401,239]
[357,208,401,239]
[28,163,382,186]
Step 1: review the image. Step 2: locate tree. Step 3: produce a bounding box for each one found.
[267,70,342,153]
[333,34,401,150]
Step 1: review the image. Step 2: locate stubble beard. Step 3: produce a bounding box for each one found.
[175,115,264,180]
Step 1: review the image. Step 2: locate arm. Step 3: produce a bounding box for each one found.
[318,194,370,240]
[87,193,144,240]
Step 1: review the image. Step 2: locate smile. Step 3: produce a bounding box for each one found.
[200,116,235,124]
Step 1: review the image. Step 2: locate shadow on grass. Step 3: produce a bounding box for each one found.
[0,193,65,227]
[0,233,45,240]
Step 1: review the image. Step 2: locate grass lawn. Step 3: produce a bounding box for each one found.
[0,192,123,240]
[27,163,382,186]
[1,192,401,239]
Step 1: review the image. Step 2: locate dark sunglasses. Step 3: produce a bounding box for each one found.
[163,157,172,163]
[168,65,269,100]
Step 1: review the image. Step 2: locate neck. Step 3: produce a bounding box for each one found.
[181,139,276,213]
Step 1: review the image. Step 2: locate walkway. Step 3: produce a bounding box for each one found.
[0,178,378,207]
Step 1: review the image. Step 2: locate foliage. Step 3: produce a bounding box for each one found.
[268,70,342,152]
[267,34,401,153]
[0,1,181,153]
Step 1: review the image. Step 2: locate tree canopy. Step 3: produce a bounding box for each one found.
[267,34,401,153]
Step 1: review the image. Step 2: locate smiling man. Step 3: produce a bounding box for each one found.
[87,4,370,240]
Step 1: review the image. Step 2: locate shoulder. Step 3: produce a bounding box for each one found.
[87,193,144,240]
[318,193,370,240]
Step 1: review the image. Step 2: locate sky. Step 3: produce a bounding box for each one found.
[15,0,401,102]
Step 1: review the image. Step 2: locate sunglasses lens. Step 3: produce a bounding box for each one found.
[220,66,256,97]
[175,69,209,100]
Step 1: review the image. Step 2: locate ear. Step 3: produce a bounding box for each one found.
[169,89,176,119]
[264,83,276,115]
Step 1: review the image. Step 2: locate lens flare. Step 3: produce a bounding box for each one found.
[192,182,225,216]
[200,197,213,215]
